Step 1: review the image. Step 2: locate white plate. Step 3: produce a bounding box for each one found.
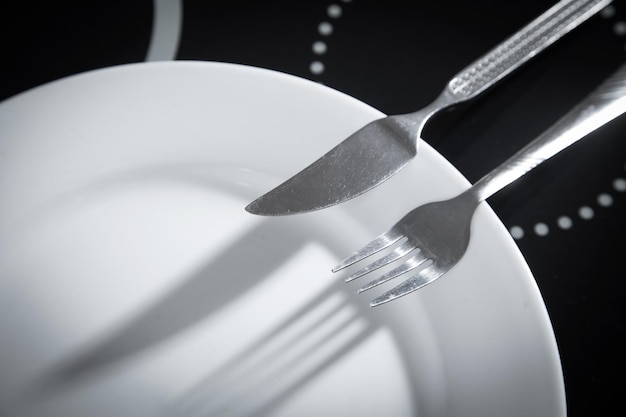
[0,62,565,417]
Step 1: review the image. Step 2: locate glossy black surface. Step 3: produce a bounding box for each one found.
[2,1,624,415]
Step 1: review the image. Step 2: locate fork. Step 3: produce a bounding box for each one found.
[333,63,626,307]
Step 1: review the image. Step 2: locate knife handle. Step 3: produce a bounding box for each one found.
[447,0,611,100]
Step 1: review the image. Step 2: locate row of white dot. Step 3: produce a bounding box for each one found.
[510,6,625,239]
[310,2,352,75]
[606,5,626,56]
[605,4,626,36]
[310,5,625,76]
[311,4,624,75]
[510,174,626,239]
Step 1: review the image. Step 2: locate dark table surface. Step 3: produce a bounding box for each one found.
[2,1,625,415]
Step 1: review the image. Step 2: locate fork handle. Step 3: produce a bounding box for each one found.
[447,0,611,100]
[471,63,626,201]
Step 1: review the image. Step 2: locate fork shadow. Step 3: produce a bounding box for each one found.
[18,163,425,415]
[174,283,377,417]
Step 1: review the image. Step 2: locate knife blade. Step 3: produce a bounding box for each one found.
[246,0,612,216]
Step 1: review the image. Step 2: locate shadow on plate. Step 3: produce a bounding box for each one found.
[14,163,425,415]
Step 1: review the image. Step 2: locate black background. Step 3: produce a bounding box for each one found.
[2,1,625,415]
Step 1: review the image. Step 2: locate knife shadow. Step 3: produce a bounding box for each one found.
[25,218,331,393]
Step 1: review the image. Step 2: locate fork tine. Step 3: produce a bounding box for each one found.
[358,250,430,293]
[332,229,404,272]
[370,264,443,307]
[344,240,416,282]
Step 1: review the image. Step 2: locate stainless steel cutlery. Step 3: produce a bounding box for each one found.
[247,0,612,216]
[333,62,626,306]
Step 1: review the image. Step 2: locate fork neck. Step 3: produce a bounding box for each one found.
[470,62,626,203]
[456,186,483,210]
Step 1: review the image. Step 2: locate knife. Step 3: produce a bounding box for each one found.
[246,0,612,216]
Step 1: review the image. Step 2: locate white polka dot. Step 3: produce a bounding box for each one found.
[579,206,594,220]
[613,177,626,192]
[534,222,549,236]
[601,5,616,19]
[557,216,573,230]
[597,193,613,207]
[327,4,342,18]
[312,41,327,54]
[310,61,325,74]
[614,21,626,36]
[318,22,333,36]
[510,226,524,239]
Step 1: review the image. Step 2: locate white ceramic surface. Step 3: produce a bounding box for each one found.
[0,62,565,417]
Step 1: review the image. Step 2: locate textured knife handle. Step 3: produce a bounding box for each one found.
[472,62,626,201]
[448,0,611,100]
